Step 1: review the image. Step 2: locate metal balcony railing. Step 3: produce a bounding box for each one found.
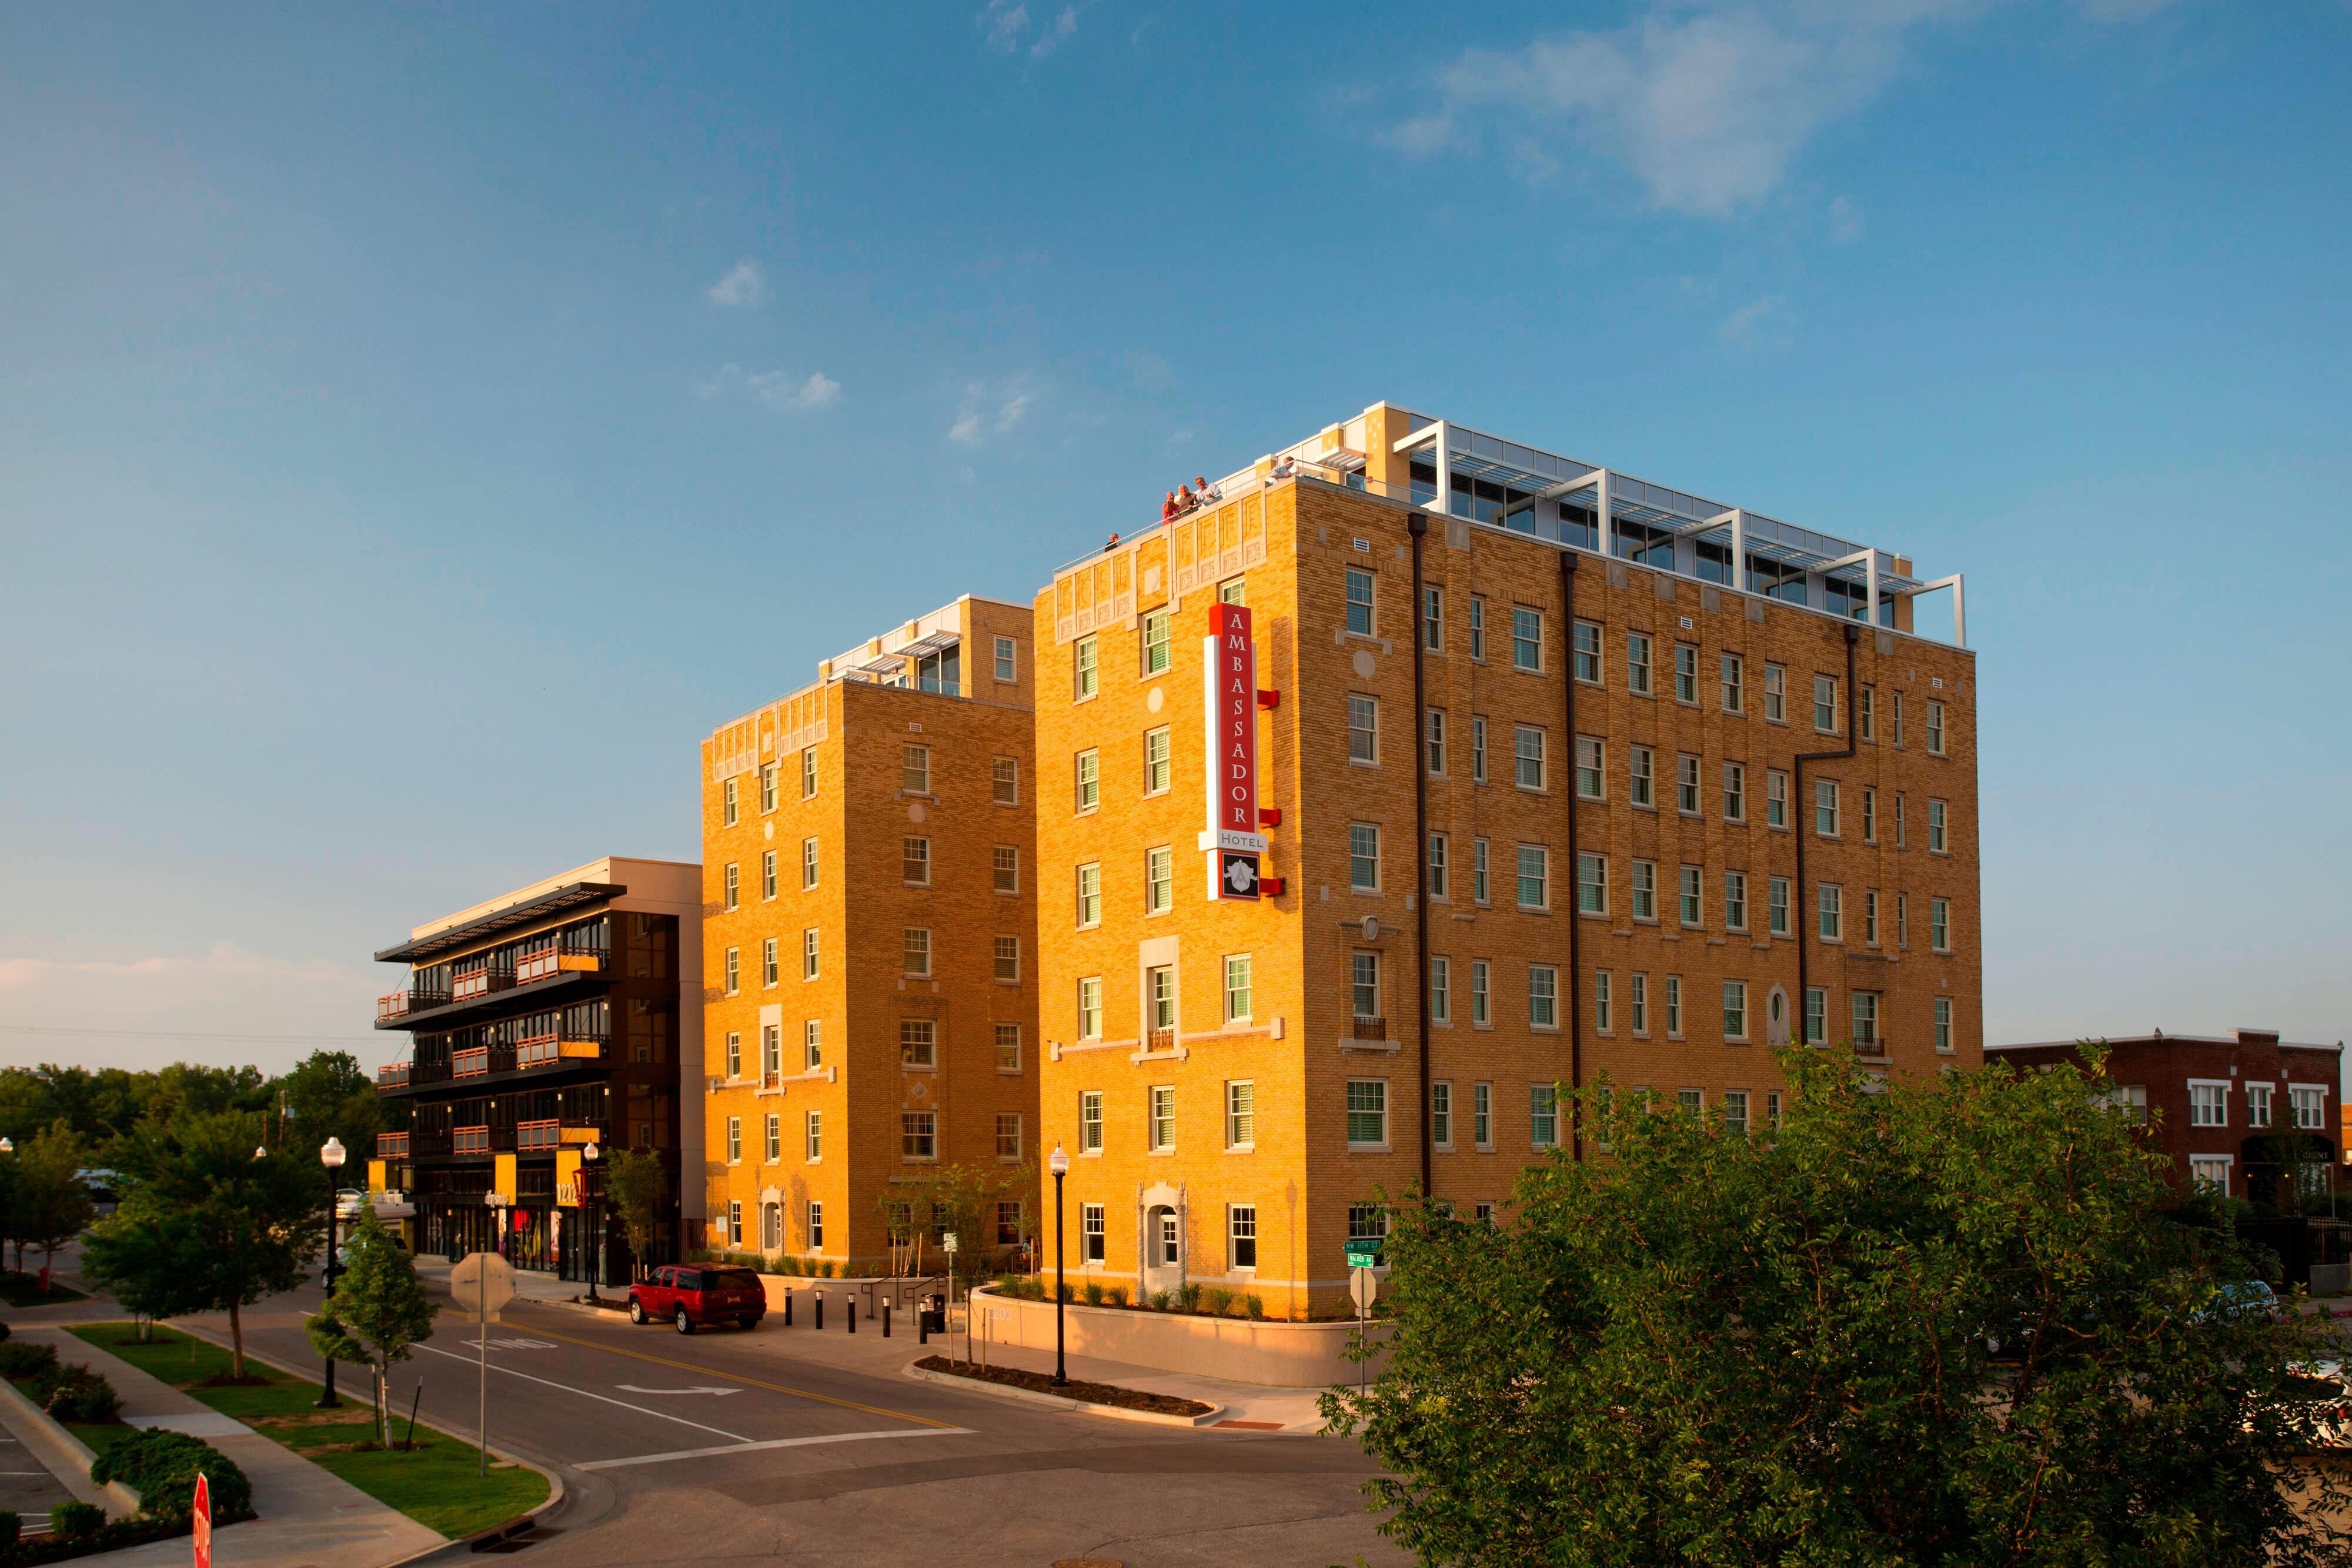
[378,1063,410,1089]
[1148,1028,1177,1053]
[514,1029,609,1071]
[517,1119,561,1152]
[450,964,516,1004]
[377,985,452,1022]
[514,944,606,985]
[377,1131,409,1158]
[453,1125,490,1156]
[1351,1016,1389,1041]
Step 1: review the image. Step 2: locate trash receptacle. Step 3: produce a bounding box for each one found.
[921,1294,947,1334]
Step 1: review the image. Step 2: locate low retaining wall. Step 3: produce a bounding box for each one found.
[967,1287,1387,1388]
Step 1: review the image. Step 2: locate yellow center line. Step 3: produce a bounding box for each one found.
[500,1309,957,1430]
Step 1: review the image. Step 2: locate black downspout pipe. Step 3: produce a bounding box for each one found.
[1408,513,1434,1201]
[1561,549,1583,1161]
[1793,623,1863,1049]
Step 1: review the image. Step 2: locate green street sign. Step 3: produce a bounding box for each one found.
[1344,1243,1383,1267]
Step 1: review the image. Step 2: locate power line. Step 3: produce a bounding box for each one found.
[0,1024,377,1047]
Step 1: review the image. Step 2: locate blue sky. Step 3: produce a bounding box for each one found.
[2,1,2347,1074]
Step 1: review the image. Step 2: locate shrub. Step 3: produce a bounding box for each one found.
[1147,1289,1173,1312]
[0,1509,18,1553]
[0,1318,12,1342]
[52,1502,102,1539]
[818,1261,836,1278]
[1055,1282,1074,1304]
[0,1341,57,1380]
[1244,1293,1266,1320]
[995,1272,1018,1296]
[1177,1282,1203,1314]
[91,1428,254,1525]
[1082,1282,1104,1307]
[1105,1285,1129,1308]
[44,1366,121,1423]
[1202,1286,1234,1317]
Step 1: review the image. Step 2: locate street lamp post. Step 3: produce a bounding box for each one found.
[581,1142,602,1303]
[318,1137,346,1409]
[1048,1143,1069,1387]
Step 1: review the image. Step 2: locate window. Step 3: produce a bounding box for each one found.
[1079,1089,1103,1151]
[759,764,777,813]
[2190,1082,2228,1128]
[1927,700,1946,756]
[902,1112,937,1160]
[1515,726,1547,790]
[1348,694,1379,764]
[1766,770,1788,829]
[900,1018,936,1067]
[1674,643,1699,704]
[1348,1080,1389,1146]
[1425,708,1446,774]
[993,756,1019,806]
[1432,1080,1453,1146]
[1720,654,1744,713]
[1144,728,1171,794]
[1931,898,1950,952]
[1630,972,1649,1034]
[1575,735,1603,799]
[1428,833,1449,900]
[1864,889,1880,946]
[1426,955,1452,1025]
[1851,991,1880,1047]
[761,849,777,901]
[804,1110,821,1161]
[1813,674,1838,734]
[724,1031,741,1079]
[903,835,930,885]
[1348,1204,1389,1248]
[1220,576,1246,604]
[761,938,779,987]
[1345,568,1375,636]
[1929,800,1949,854]
[1531,965,1559,1029]
[1896,794,1908,848]
[1531,1085,1559,1149]
[1632,860,1658,921]
[993,845,1020,894]
[1573,620,1601,682]
[1768,1092,1783,1130]
[1585,968,1603,1032]
[1805,987,1826,1045]
[1077,977,1102,1038]
[722,778,738,826]
[726,1116,741,1164]
[1142,609,1171,675]
[1517,844,1549,910]
[728,1201,741,1243]
[1075,862,1101,928]
[1471,961,1491,1027]
[1816,779,1840,837]
[1631,746,1655,807]
[803,1019,822,1069]
[1678,1088,1703,1116]
[1666,975,1683,1037]
[1723,1091,1750,1135]
[1725,872,1748,932]
[1718,763,1745,823]
[995,1023,1021,1072]
[1350,823,1381,891]
[1859,685,1876,743]
[994,634,1018,683]
[1898,892,1910,948]
[1472,838,1490,904]
[1512,607,1544,671]
[723,862,739,911]
[2189,1156,2231,1195]
[803,836,819,889]
[996,1201,1023,1246]
[993,935,1020,982]
[1763,664,1786,722]
[1148,965,1177,1035]
[1471,717,1488,783]
[1769,876,1791,937]
[1228,1205,1257,1270]
[1145,845,1174,914]
[996,1113,1023,1160]
[1819,884,1843,941]
[802,928,819,979]
[1677,754,1701,815]
[1627,633,1652,694]
[1892,692,1906,747]
[1578,852,1608,914]
[1075,748,1100,811]
[1473,1082,1493,1146]
[1724,981,1749,1041]
[903,927,931,977]
[1074,636,1098,699]
[1863,788,1878,844]
[1351,952,1381,1021]
[1227,1080,1256,1148]
[762,1024,781,1078]
[1224,954,1253,1021]
[1083,1202,1107,1262]
[1150,1085,1177,1151]
[1678,864,1705,927]
[901,744,930,794]
[801,748,818,799]
[2251,1085,2274,1131]
[807,1200,824,1250]
[2294,1086,2328,1131]
[724,947,740,995]
[1423,584,1444,651]
[1469,596,1487,660]
[1933,997,1952,1053]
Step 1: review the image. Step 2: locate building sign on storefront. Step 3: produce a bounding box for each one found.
[1200,603,1264,899]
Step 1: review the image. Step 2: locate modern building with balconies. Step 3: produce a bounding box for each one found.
[371,857,703,1282]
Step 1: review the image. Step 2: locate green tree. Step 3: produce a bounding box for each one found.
[604,1147,666,1281]
[875,1161,1029,1295]
[11,1123,96,1288]
[308,1209,434,1446]
[79,1199,209,1341]
[268,1051,385,1165]
[1326,1048,2351,1567]
[92,1110,324,1379]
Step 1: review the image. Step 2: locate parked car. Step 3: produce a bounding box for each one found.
[629,1265,767,1334]
[337,1232,407,1268]
[2200,1279,2281,1323]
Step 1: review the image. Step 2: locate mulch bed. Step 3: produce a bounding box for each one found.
[912,1355,1211,1417]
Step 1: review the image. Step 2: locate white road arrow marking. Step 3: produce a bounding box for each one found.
[614,1384,743,1396]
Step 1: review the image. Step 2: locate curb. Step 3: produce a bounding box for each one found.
[0,1356,143,1518]
[902,1362,1224,1427]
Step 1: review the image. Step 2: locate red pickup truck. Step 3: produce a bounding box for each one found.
[628,1265,767,1334]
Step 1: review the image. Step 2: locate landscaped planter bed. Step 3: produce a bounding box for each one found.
[910,1356,1211,1417]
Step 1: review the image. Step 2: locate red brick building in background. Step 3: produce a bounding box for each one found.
[1988,1029,2344,1205]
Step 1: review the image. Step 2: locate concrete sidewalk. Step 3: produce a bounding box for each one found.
[19,1326,446,1568]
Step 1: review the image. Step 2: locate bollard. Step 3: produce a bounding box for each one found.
[816,1292,825,1332]
[848,1293,858,1333]
[883,1300,892,1338]
[918,1303,928,1345]
[784,1293,793,1328]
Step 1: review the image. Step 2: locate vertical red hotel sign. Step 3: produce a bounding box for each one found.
[1201,604,1264,899]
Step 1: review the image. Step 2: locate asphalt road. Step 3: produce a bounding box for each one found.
[222,1278,1405,1567]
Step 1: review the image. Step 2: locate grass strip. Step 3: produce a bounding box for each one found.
[68,1324,545,1540]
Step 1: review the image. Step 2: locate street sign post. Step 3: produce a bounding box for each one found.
[1349,1265,1379,1399]
[192,1473,212,1568]
[456,1231,513,1479]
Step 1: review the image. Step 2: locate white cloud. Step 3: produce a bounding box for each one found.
[948,379,1037,447]
[704,258,766,307]
[1828,194,1866,244]
[1719,294,1792,349]
[978,0,1030,52]
[1033,5,1078,56]
[697,364,843,413]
